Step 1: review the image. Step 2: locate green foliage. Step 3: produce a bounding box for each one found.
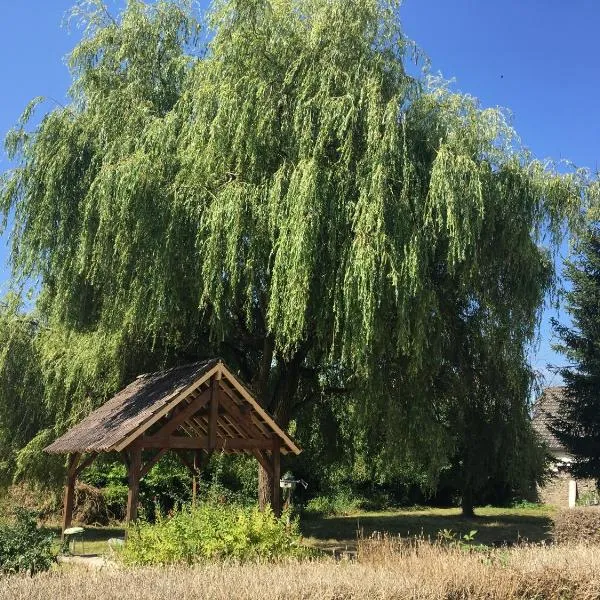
[305,491,362,516]
[0,509,55,575]
[0,0,594,503]
[0,295,48,486]
[119,502,311,565]
[576,490,599,507]
[551,225,600,480]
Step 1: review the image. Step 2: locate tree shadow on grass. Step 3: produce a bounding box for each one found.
[48,525,125,556]
[300,510,553,550]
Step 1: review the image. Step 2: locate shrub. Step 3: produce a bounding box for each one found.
[0,508,55,575]
[305,491,362,516]
[576,490,600,507]
[119,502,312,565]
[553,507,600,544]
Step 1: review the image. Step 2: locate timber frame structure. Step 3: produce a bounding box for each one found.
[44,358,301,538]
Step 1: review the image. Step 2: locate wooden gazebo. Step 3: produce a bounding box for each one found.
[44,358,301,536]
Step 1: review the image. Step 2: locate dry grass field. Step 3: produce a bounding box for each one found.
[2,539,600,600]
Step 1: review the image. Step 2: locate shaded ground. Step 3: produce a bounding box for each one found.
[300,506,554,552]
[46,506,554,556]
[49,525,124,556]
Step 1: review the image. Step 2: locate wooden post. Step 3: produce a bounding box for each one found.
[61,453,80,540]
[208,376,219,451]
[271,437,281,517]
[192,450,201,506]
[125,447,142,529]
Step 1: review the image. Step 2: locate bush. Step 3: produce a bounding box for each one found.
[576,490,600,507]
[553,507,600,544]
[119,502,312,565]
[305,491,362,516]
[0,509,55,575]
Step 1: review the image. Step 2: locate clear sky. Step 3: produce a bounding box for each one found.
[1,1,599,386]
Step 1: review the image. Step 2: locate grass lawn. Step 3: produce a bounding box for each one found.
[48,525,124,557]
[46,505,555,557]
[300,505,555,551]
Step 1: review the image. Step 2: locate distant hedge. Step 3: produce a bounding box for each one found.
[553,507,600,544]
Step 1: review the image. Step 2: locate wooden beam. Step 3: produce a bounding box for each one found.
[192,450,201,506]
[112,363,221,452]
[152,389,211,439]
[220,366,301,455]
[126,446,142,529]
[208,378,219,451]
[271,437,281,517]
[218,387,265,439]
[73,452,98,478]
[251,449,273,475]
[62,453,79,540]
[139,436,273,450]
[219,380,270,436]
[175,449,195,474]
[139,448,168,480]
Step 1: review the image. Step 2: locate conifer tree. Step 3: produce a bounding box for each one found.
[552,226,600,481]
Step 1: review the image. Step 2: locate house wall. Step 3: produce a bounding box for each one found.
[538,471,597,508]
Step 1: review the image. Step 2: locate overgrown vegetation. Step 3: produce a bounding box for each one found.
[119,502,310,565]
[0,509,55,575]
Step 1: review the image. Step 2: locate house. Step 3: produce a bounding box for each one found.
[532,386,597,507]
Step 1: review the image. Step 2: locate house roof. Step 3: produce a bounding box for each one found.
[532,386,566,451]
[44,358,300,456]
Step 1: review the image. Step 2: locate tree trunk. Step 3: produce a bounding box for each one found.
[258,461,274,511]
[257,353,302,510]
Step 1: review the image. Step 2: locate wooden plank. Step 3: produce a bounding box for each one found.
[189,415,209,436]
[139,436,274,450]
[217,414,239,439]
[74,452,98,478]
[271,437,281,517]
[219,380,270,436]
[218,385,265,439]
[139,448,168,479]
[151,388,212,439]
[67,452,81,479]
[111,363,221,452]
[175,450,195,474]
[251,449,273,475]
[126,447,142,528]
[219,366,301,454]
[192,450,201,506]
[208,377,219,451]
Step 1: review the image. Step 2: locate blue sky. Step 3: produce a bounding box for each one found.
[1,1,599,386]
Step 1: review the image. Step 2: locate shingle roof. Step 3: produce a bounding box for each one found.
[531,386,566,451]
[44,358,300,456]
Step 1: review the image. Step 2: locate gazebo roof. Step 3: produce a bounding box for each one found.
[44,358,300,456]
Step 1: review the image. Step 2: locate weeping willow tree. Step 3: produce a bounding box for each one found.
[0,0,591,507]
